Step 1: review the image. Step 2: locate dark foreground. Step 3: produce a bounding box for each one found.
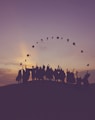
[0,81,95,120]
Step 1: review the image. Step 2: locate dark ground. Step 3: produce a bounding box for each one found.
[0,80,95,120]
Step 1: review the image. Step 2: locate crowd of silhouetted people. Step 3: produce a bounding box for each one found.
[16,65,90,86]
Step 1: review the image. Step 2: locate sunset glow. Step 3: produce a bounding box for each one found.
[0,0,95,86]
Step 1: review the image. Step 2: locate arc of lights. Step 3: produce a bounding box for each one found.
[29,35,90,69]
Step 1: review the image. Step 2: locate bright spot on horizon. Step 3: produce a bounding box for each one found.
[0,0,95,85]
[16,41,38,69]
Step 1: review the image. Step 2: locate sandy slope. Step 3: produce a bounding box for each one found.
[0,81,95,120]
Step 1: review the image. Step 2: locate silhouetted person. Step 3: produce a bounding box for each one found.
[26,69,30,80]
[16,69,22,84]
[75,71,82,85]
[31,66,36,80]
[41,65,46,80]
[54,69,59,82]
[76,77,82,86]
[49,68,53,81]
[70,72,75,83]
[82,71,90,86]
[66,70,71,83]
[59,69,66,83]
[38,67,43,80]
[23,69,30,84]
[46,65,53,81]
[55,65,61,82]
[35,66,39,80]
[66,70,75,84]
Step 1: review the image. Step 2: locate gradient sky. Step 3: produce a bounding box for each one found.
[0,0,95,86]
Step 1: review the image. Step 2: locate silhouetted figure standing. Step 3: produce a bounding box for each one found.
[41,65,46,80]
[76,71,82,85]
[23,69,30,84]
[66,70,71,83]
[76,77,82,86]
[38,67,42,80]
[16,70,22,84]
[46,65,53,81]
[35,66,39,80]
[59,69,66,83]
[26,69,30,81]
[55,65,61,82]
[31,66,36,80]
[70,72,75,83]
[54,69,59,82]
[66,70,75,84]
[82,71,90,86]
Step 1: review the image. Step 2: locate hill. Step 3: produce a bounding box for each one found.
[79,69,95,83]
[0,81,95,120]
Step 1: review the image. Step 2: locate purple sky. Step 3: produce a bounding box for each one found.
[0,0,95,86]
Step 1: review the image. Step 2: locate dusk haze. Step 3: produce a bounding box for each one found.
[0,1,95,120]
[0,0,95,86]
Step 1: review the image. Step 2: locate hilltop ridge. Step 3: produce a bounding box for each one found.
[0,81,95,120]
